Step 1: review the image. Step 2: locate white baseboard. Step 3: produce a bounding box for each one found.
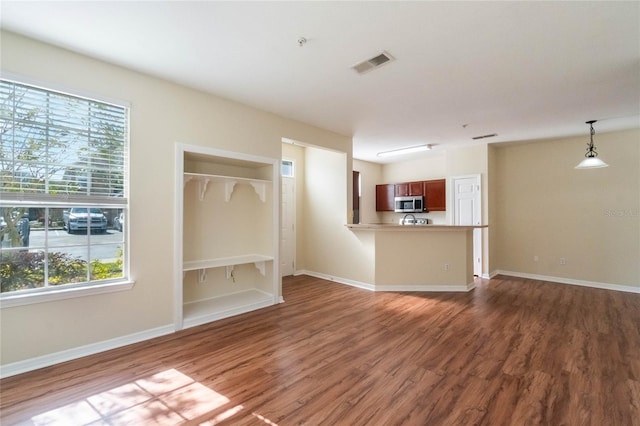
[495,270,640,294]
[0,324,175,379]
[488,270,500,279]
[375,282,474,292]
[295,269,375,291]
[296,270,474,292]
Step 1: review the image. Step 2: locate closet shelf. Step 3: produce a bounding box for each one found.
[182,289,275,329]
[184,254,273,280]
[184,172,270,202]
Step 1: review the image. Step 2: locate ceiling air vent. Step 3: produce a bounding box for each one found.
[351,51,394,74]
[472,133,498,140]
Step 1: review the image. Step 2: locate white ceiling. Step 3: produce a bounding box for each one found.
[2,1,639,163]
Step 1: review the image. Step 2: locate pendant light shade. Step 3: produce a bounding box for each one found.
[575,156,608,169]
[575,120,608,169]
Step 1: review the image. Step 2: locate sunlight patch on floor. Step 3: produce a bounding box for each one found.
[253,412,280,425]
[26,368,278,425]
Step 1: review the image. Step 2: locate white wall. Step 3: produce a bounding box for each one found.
[382,150,448,183]
[298,147,376,285]
[0,31,351,367]
[493,129,640,287]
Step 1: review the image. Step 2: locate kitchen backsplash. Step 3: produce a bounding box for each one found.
[380,211,447,225]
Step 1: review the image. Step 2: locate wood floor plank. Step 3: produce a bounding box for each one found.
[1,274,639,425]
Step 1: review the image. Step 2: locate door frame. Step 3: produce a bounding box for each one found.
[281,164,296,277]
[450,174,482,277]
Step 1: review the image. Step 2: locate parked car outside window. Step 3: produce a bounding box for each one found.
[63,208,108,234]
[113,212,124,232]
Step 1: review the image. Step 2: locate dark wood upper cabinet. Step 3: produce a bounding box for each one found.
[395,181,423,197]
[394,183,408,197]
[376,184,395,211]
[424,179,446,211]
[409,181,423,196]
[377,179,445,212]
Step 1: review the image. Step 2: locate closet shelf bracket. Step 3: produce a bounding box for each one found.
[225,265,234,280]
[250,181,267,203]
[225,180,237,202]
[254,260,266,276]
[198,178,211,201]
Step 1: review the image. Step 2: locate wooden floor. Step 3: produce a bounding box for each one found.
[1,275,639,425]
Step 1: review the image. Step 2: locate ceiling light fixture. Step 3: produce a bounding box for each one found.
[377,144,432,157]
[575,120,609,169]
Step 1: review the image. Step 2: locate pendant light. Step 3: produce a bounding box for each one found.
[575,120,609,169]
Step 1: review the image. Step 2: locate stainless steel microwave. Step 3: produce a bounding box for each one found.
[394,196,424,213]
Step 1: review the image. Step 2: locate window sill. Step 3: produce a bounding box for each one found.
[0,280,135,308]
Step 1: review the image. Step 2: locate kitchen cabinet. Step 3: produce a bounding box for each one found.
[424,179,446,211]
[395,181,423,197]
[177,146,280,330]
[376,184,395,211]
[377,179,446,212]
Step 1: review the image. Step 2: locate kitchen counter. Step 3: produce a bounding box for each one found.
[346,223,488,291]
[346,224,487,231]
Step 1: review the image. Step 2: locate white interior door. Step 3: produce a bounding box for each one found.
[281,176,295,276]
[452,175,482,276]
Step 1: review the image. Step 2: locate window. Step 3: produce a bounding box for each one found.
[281,159,294,177]
[0,79,129,301]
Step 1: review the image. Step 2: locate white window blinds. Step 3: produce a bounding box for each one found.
[0,79,128,206]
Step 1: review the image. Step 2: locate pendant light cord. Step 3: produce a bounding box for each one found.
[585,120,598,158]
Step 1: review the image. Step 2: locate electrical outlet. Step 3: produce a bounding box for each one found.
[444,263,450,271]
[534,256,539,262]
[560,257,566,265]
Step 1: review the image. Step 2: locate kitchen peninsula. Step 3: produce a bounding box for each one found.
[346,224,488,291]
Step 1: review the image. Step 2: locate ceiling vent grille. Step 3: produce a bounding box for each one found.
[351,51,394,74]
[472,133,498,140]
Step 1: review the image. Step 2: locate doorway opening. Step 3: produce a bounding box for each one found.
[451,174,482,277]
[353,170,361,224]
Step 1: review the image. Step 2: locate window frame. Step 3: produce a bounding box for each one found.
[281,159,294,178]
[0,76,133,308]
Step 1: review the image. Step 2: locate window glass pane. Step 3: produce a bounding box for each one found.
[90,243,123,281]
[48,207,65,230]
[49,212,89,286]
[59,166,90,195]
[281,160,294,177]
[0,206,32,248]
[48,249,88,286]
[1,249,45,292]
[63,206,109,234]
[104,208,123,231]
